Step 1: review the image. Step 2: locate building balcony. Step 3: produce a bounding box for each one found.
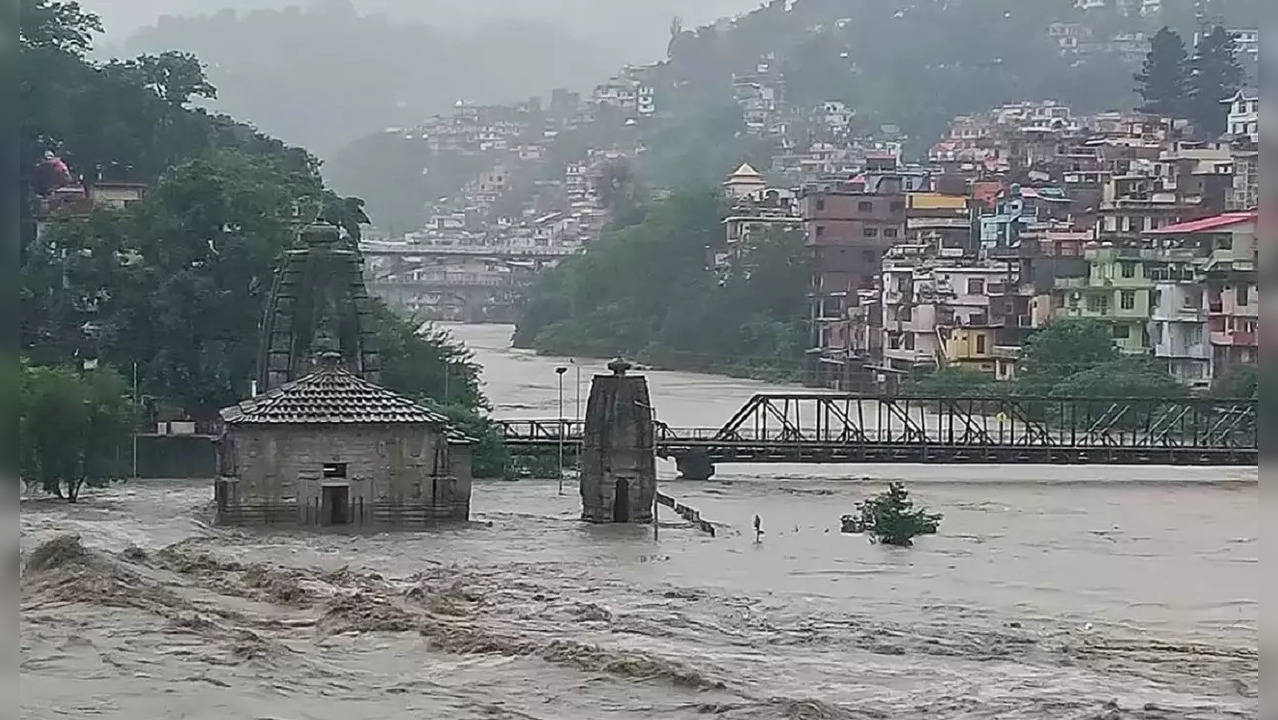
[883,347,937,365]
[1153,342,1210,360]
[1210,330,1257,347]
[1151,307,1206,322]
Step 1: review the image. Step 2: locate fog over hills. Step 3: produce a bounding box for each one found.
[91,0,761,157]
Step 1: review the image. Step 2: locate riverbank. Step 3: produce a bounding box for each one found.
[513,335,809,385]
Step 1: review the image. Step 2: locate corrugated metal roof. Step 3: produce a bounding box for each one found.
[1147,211,1258,235]
[220,364,467,439]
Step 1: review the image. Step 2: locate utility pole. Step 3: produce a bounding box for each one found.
[132,361,139,478]
[556,366,567,495]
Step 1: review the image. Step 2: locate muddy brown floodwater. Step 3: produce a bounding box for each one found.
[20,324,1257,719]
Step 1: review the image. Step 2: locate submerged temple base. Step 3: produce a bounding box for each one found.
[579,359,656,523]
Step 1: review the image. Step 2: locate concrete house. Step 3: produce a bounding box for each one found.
[215,353,473,526]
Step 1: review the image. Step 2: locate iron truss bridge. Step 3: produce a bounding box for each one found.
[495,393,1258,468]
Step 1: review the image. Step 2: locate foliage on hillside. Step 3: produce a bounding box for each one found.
[514,190,809,379]
[20,2,497,445]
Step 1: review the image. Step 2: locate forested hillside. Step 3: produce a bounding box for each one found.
[20,0,490,435]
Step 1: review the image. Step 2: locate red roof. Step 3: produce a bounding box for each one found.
[1148,211,1257,235]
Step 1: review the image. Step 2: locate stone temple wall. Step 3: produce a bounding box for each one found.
[579,364,656,523]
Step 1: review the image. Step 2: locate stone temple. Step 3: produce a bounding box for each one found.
[214,351,474,526]
[579,359,657,523]
[257,222,381,391]
[213,221,473,526]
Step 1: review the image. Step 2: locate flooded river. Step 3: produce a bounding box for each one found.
[20,324,1257,719]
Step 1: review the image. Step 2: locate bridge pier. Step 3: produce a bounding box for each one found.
[675,450,715,481]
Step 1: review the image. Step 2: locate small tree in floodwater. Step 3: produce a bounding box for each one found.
[841,483,941,546]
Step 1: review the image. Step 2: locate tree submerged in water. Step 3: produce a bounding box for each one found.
[841,483,942,547]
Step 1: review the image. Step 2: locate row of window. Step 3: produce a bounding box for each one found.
[1068,290,1139,312]
[812,199,908,213]
[812,225,901,239]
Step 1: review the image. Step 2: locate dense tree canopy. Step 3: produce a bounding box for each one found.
[20,2,494,428]
[514,190,810,379]
[19,362,134,501]
[1188,26,1245,137]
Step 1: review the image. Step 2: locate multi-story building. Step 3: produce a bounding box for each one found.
[1149,271,1211,386]
[1222,89,1260,143]
[1048,245,1154,354]
[880,253,1016,374]
[1149,211,1259,378]
[804,176,907,383]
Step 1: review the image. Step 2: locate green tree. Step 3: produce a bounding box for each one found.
[1135,27,1190,116]
[1188,26,1244,137]
[1047,357,1187,399]
[105,51,217,107]
[18,0,101,55]
[841,483,942,547]
[370,300,484,411]
[904,366,1000,398]
[1210,364,1258,399]
[19,362,134,502]
[1016,319,1120,391]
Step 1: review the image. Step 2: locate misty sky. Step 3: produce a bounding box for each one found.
[92,0,763,61]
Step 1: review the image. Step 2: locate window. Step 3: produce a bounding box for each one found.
[1087,294,1108,313]
[863,227,879,237]
[967,278,985,294]
[323,463,347,478]
[883,227,898,238]
[1120,290,1136,310]
[1120,261,1136,278]
[816,198,825,211]
[904,334,915,350]
[815,225,825,238]
[858,201,873,212]
[899,305,912,321]
[1215,236,1232,250]
[1236,284,1249,306]
[1112,324,1129,339]
[976,335,986,354]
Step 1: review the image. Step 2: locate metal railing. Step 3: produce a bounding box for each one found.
[496,394,1257,456]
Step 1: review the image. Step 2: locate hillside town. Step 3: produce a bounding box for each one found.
[361,31,1259,392]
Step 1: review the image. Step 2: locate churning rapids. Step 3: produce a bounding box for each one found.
[20,324,1257,719]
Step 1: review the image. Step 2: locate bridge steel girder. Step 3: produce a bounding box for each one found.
[495,394,1258,467]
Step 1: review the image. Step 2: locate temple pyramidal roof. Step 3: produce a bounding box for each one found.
[220,361,473,442]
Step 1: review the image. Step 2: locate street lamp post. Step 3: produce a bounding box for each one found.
[570,358,582,420]
[555,366,567,495]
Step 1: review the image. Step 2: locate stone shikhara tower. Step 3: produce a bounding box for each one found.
[257,222,381,390]
[579,359,657,523]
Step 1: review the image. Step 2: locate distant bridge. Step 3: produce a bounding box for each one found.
[359,241,579,260]
[360,241,574,321]
[496,393,1258,473]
